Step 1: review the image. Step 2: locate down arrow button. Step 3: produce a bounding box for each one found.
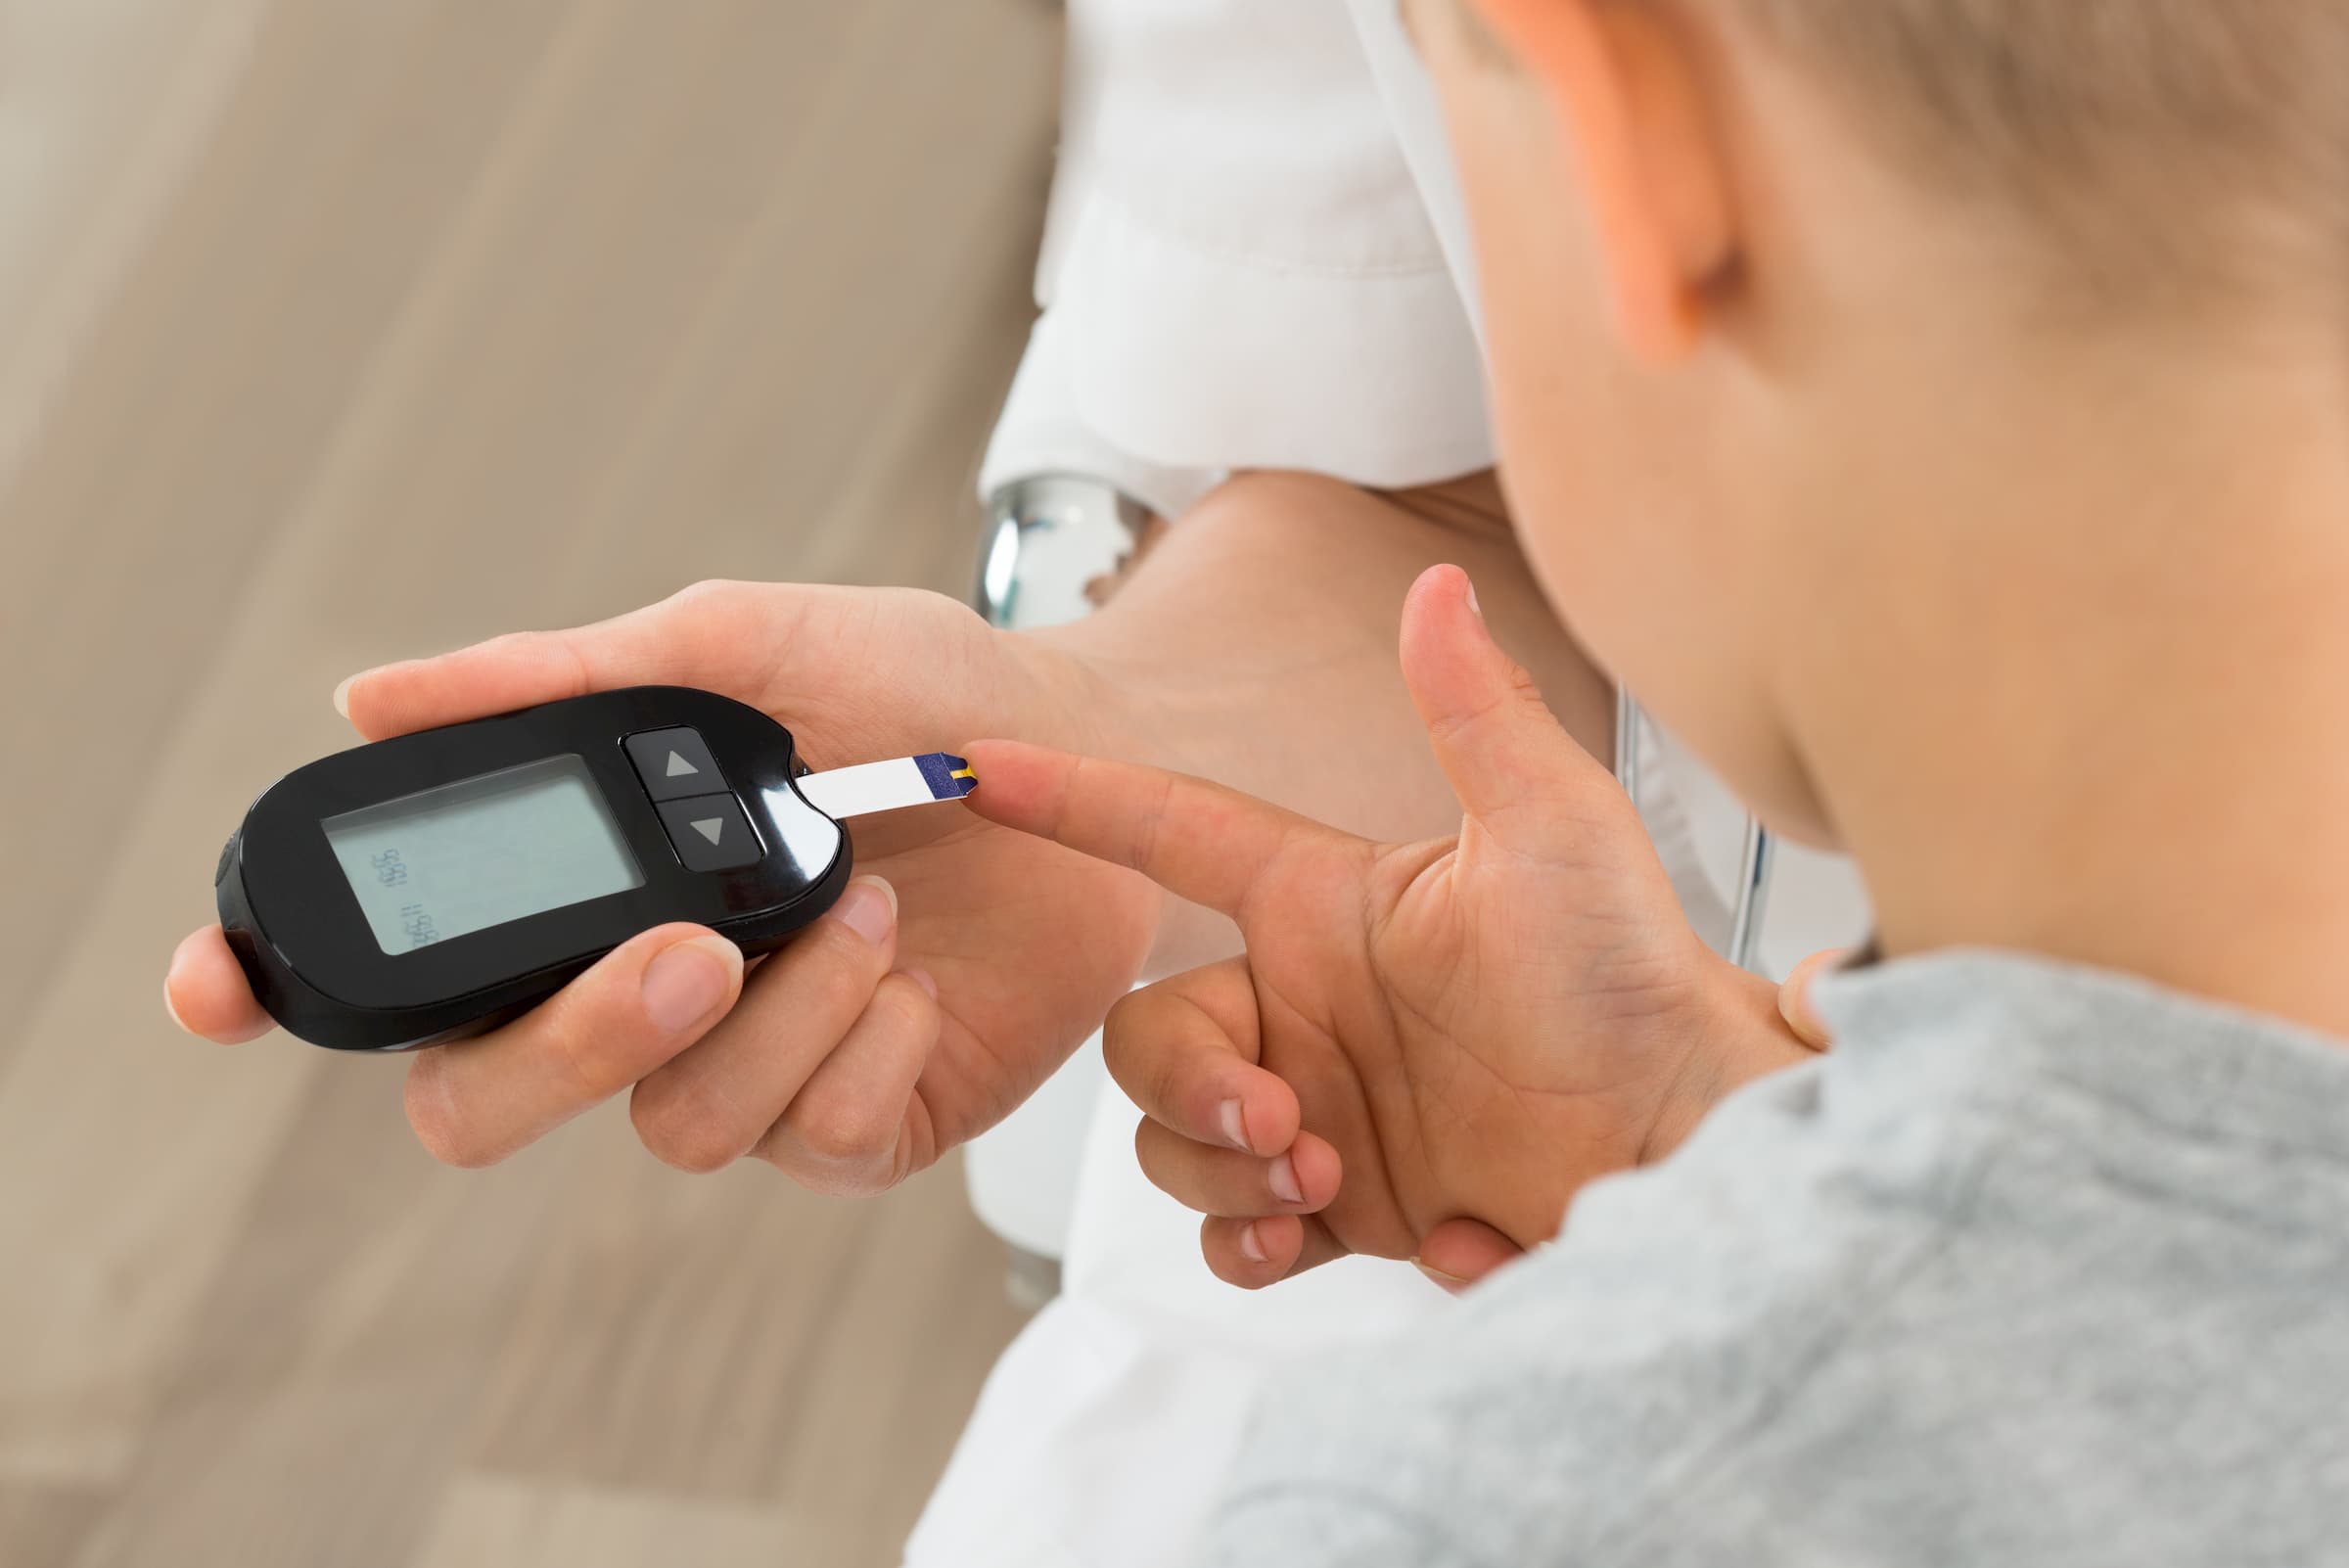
[657,794,761,872]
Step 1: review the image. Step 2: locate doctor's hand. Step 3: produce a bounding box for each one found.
[963,567,1818,1286]
[165,580,1159,1192]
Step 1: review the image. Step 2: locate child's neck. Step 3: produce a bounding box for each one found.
[1801,329,2349,1038]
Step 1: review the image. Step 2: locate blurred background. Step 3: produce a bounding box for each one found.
[0,1,1060,1562]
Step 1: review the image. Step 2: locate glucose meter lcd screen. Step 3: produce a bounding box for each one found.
[322,755,644,955]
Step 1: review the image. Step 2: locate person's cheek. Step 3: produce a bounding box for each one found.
[1484,328,1630,616]
[1451,126,1637,597]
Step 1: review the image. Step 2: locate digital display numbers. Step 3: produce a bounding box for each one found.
[361,847,440,948]
[322,755,644,956]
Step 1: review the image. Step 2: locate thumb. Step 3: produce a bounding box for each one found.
[1400,565,1618,857]
[1776,946,1847,1052]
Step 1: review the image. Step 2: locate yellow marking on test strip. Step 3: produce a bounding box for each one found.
[952,765,976,781]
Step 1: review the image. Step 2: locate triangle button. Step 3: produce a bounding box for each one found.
[626,728,725,802]
[656,794,760,872]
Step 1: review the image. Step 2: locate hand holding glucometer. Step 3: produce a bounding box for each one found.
[214,685,972,1050]
[164,584,1161,1186]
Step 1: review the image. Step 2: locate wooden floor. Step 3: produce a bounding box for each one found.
[0,3,1057,1563]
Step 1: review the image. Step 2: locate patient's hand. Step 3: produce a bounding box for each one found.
[965,567,1816,1286]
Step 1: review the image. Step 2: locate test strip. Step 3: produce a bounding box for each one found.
[798,752,977,820]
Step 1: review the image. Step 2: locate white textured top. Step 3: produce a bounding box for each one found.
[979,0,1494,515]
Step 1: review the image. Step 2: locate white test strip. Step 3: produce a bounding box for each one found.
[797,752,977,820]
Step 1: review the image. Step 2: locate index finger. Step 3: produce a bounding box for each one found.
[336,579,794,742]
[957,740,1324,920]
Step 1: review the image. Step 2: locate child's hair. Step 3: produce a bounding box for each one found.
[1733,1,2349,305]
[1470,2,2349,309]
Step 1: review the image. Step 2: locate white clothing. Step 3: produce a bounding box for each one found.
[976,0,1489,518]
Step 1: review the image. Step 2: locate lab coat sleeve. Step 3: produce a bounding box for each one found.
[978,0,1496,510]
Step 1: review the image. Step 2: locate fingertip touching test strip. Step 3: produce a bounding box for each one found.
[798,752,978,820]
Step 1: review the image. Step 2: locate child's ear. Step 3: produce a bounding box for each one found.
[1473,0,1737,361]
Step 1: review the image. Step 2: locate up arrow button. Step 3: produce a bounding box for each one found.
[625,727,725,803]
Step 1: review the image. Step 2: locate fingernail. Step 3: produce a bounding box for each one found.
[1238,1222,1269,1265]
[331,673,360,719]
[827,876,897,948]
[1412,1258,1471,1293]
[161,978,190,1035]
[1462,575,1482,620]
[642,935,740,1034]
[906,967,939,1000]
[1267,1154,1303,1206]
[1218,1098,1250,1152]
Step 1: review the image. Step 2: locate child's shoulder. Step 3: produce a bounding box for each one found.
[1210,1051,1969,1564]
[1207,952,2349,1567]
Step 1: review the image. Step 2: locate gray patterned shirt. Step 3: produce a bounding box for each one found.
[1203,952,2349,1567]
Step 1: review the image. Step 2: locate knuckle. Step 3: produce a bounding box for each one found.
[1104,989,1145,1036]
[665,577,751,618]
[894,584,983,629]
[661,578,769,663]
[1129,1121,1199,1207]
[1127,769,1176,878]
[1104,992,1191,1117]
[495,628,595,701]
[1102,997,1150,1094]
[1134,1159,1188,1214]
[470,628,536,661]
[1144,1054,1193,1130]
[628,1081,743,1176]
[767,982,936,1184]
[804,973,873,1038]
[547,1019,642,1104]
[872,974,939,1038]
[1103,988,1158,1055]
[811,926,893,1000]
[785,1092,892,1169]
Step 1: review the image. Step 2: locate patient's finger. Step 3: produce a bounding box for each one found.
[335,579,801,741]
[1413,1218,1527,1294]
[960,740,1344,923]
[164,926,275,1044]
[1398,564,1618,861]
[1103,961,1299,1157]
[1777,947,1848,1052]
[1134,1118,1341,1219]
[1200,1213,1350,1290]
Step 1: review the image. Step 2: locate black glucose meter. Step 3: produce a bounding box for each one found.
[215,686,927,1052]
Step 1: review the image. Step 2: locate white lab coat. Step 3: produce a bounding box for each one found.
[975,0,1489,516]
[911,6,1869,1563]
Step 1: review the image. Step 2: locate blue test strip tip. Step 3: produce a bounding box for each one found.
[916,752,979,801]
